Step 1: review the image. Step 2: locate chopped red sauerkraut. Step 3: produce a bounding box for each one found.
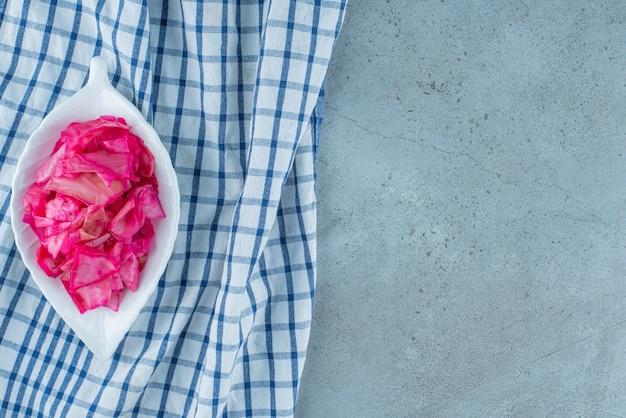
[23,116,165,314]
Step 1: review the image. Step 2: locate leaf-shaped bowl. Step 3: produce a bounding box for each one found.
[10,56,180,360]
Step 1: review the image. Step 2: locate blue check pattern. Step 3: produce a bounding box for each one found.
[0,1,345,416]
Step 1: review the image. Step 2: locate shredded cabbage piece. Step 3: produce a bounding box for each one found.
[22,116,165,313]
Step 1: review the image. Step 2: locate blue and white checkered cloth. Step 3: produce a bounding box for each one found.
[0,1,345,416]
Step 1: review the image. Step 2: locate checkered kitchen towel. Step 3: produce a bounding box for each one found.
[0,0,345,416]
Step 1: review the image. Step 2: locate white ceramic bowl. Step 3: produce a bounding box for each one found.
[10,56,180,360]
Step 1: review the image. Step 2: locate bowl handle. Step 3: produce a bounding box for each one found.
[86,56,111,89]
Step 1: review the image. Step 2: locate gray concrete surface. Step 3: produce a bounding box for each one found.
[296,1,626,417]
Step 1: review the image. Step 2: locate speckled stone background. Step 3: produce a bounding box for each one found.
[296,1,626,416]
